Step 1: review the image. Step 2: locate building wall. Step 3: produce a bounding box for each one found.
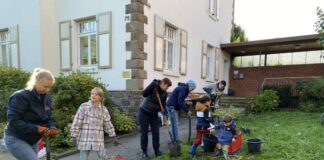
[0,0,42,72]
[51,0,131,90]
[144,0,234,93]
[229,63,324,97]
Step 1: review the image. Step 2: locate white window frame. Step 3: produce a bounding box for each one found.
[206,45,215,81]
[209,0,220,20]
[77,18,98,70]
[163,24,177,73]
[0,27,19,68]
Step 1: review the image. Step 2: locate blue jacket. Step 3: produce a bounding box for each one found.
[166,83,190,112]
[6,89,55,145]
[217,122,236,145]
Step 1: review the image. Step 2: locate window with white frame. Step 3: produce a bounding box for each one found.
[0,31,10,67]
[164,25,176,71]
[209,0,220,20]
[206,45,215,80]
[154,15,187,76]
[0,27,19,68]
[59,12,111,71]
[78,19,97,67]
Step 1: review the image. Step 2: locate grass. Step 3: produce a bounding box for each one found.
[154,111,324,160]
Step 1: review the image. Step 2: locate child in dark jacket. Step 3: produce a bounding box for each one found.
[189,96,213,156]
[214,115,237,159]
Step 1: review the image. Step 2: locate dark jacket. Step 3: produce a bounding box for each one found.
[166,82,190,112]
[140,79,168,115]
[195,102,214,130]
[6,89,55,145]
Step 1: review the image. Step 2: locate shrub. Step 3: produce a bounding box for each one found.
[296,78,324,112]
[263,85,292,108]
[253,89,279,112]
[49,71,136,149]
[109,108,137,132]
[0,67,30,122]
[0,122,6,138]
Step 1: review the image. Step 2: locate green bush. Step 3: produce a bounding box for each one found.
[263,85,292,108]
[296,78,324,112]
[253,89,279,112]
[49,71,136,149]
[109,108,137,132]
[0,67,30,122]
[0,122,6,138]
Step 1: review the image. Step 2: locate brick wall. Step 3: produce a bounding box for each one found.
[229,64,324,97]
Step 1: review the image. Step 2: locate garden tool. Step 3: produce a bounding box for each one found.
[45,136,50,160]
[187,103,192,144]
[156,92,181,157]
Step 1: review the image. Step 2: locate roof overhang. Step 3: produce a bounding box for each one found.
[220,34,323,56]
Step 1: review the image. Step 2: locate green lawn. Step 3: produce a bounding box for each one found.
[155,112,324,160]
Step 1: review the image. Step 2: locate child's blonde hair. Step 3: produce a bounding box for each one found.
[91,87,105,106]
[25,68,55,91]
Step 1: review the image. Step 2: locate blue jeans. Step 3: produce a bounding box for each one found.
[167,106,179,141]
[4,131,38,160]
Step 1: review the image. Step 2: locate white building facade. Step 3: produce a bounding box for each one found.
[0,0,234,103]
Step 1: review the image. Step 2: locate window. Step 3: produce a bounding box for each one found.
[209,0,220,19]
[164,25,176,71]
[154,15,185,76]
[306,51,321,64]
[206,46,214,80]
[0,27,19,68]
[279,53,292,65]
[0,31,10,67]
[59,12,112,71]
[292,52,306,65]
[266,54,279,66]
[78,19,97,67]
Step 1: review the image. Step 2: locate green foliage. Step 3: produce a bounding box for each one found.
[109,108,137,132]
[49,71,108,147]
[231,23,248,43]
[263,85,292,108]
[296,78,324,112]
[0,122,6,138]
[315,7,324,59]
[0,67,30,122]
[253,90,279,112]
[49,71,136,149]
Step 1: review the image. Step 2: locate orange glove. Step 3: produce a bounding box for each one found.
[46,128,60,137]
[37,126,60,137]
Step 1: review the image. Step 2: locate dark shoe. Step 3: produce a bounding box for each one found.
[142,152,149,158]
[154,150,162,157]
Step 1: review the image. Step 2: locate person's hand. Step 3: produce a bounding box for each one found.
[114,137,121,146]
[187,111,192,117]
[70,137,77,146]
[37,126,60,137]
[232,138,236,142]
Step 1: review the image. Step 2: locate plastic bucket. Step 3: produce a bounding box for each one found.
[247,138,262,153]
[202,134,218,152]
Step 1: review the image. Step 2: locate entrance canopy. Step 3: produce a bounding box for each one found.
[221,34,322,56]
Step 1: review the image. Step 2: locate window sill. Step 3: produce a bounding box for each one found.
[163,70,180,78]
[206,78,215,83]
[79,66,99,73]
[208,14,219,21]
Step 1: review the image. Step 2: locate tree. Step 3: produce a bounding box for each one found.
[314,7,324,58]
[231,23,248,43]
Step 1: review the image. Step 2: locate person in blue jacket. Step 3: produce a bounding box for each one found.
[4,68,59,160]
[166,80,196,142]
[213,115,237,159]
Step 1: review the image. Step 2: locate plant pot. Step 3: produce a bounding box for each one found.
[202,134,218,152]
[247,138,262,153]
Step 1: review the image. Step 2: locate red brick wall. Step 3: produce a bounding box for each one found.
[229,64,324,97]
